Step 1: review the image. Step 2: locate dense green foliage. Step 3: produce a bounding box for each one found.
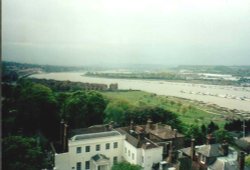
[183,121,224,145]
[29,78,108,92]
[112,162,142,170]
[16,81,59,139]
[225,119,250,132]
[3,136,47,170]
[102,91,224,126]
[245,155,250,167]
[63,91,107,128]
[214,129,233,143]
[104,99,182,130]
[2,80,108,168]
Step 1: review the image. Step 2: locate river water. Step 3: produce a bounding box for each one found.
[30,72,250,112]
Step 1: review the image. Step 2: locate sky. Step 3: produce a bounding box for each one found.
[2,0,250,66]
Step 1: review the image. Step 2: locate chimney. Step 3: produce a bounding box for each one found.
[206,134,215,145]
[63,123,68,152]
[221,140,229,156]
[60,119,64,145]
[190,139,196,161]
[146,118,153,133]
[167,141,174,163]
[162,142,168,159]
[137,132,144,141]
[238,151,245,170]
[173,129,177,138]
[155,123,159,135]
[130,120,134,131]
[108,121,114,130]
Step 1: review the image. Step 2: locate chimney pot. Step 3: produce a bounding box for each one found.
[146,118,153,133]
[130,120,134,130]
[206,134,215,145]
[221,141,229,156]
[63,123,68,152]
[190,138,196,161]
[173,129,177,138]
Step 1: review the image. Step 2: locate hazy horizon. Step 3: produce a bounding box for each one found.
[3,0,250,66]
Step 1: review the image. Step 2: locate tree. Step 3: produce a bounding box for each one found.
[104,100,135,125]
[225,119,250,132]
[214,129,234,143]
[64,91,107,128]
[207,121,219,134]
[129,106,181,128]
[246,155,250,167]
[201,124,207,135]
[3,136,47,170]
[16,82,59,140]
[184,124,205,145]
[112,162,142,170]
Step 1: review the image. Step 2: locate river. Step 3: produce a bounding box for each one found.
[29,72,250,112]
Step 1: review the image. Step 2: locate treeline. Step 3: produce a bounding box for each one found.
[175,65,250,77]
[104,100,182,130]
[29,78,108,92]
[225,119,250,132]
[86,72,186,80]
[3,61,87,73]
[85,72,246,86]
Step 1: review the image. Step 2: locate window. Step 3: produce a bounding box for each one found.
[132,153,135,160]
[113,142,118,148]
[76,162,81,170]
[128,150,130,156]
[106,143,110,150]
[76,147,82,154]
[85,146,90,152]
[142,156,144,163]
[96,144,100,151]
[125,147,127,153]
[113,156,118,164]
[85,161,90,169]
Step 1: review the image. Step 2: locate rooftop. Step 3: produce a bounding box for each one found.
[71,131,122,141]
[181,144,235,158]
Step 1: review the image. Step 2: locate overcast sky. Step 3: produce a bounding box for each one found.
[2,0,250,66]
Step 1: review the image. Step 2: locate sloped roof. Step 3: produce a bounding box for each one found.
[150,124,184,140]
[180,144,226,158]
[208,159,238,170]
[69,125,107,137]
[116,127,159,149]
[197,144,223,157]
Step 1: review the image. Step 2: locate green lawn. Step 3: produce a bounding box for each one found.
[102,90,226,127]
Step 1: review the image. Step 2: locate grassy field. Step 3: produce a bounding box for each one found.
[102,90,227,127]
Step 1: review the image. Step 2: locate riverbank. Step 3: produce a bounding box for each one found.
[29,72,250,111]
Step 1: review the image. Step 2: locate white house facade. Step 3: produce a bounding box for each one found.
[53,120,184,170]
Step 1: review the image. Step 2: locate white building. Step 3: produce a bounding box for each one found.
[55,130,125,170]
[54,121,184,170]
